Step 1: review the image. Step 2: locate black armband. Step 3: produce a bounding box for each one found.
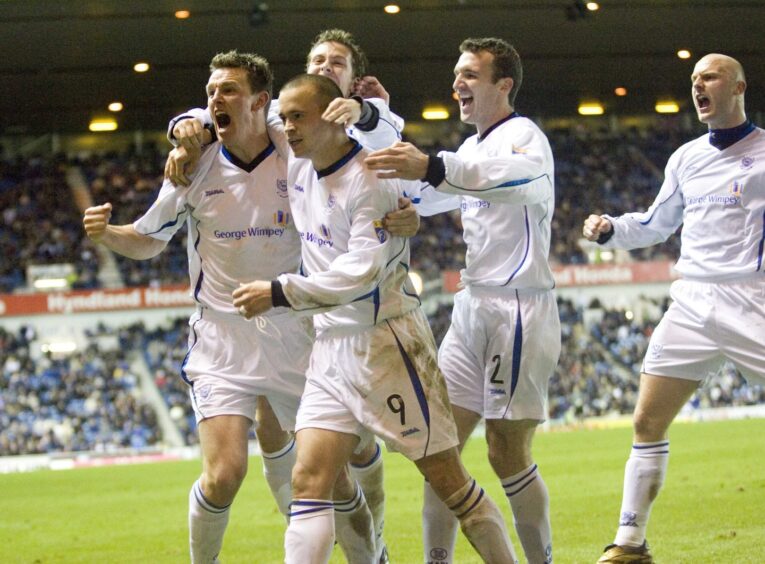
[203,123,218,144]
[596,229,615,245]
[352,97,380,132]
[271,280,291,308]
[423,155,446,186]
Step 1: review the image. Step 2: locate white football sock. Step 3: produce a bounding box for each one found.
[614,441,669,548]
[502,463,552,564]
[446,478,518,564]
[422,480,458,564]
[189,479,230,564]
[350,443,386,553]
[334,483,376,563]
[261,436,296,519]
[285,500,335,564]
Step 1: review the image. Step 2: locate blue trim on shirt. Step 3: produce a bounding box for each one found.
[638,183,681,226]
[504,206,530,286]
[478,112,519,143]
[316,140,363,179]
[445,172,549,194]
[221,142,275,172]
[708,119,755,151]
[143,210,186,236]
[192,223,204,303]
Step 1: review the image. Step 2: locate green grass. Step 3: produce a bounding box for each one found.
[2,418,764,563]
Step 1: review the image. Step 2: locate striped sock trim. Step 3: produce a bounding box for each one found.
[632,441,670,456]
[262,436,296,460]
[288,499,335,519]
[334,484,365,513]
[192,480,230,514]
[449,479,486,519]
[502,464,539,498]
[350,442,381,469]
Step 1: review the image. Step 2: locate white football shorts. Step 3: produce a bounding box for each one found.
[642,276,765,383]
[295,308,459,461]
[438,286,561,421]
[182,307,314,430]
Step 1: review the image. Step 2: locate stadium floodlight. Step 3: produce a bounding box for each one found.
[578,102,604,116]
[384,4,400,14]
[422,106,450,120]
[89,117,118,132]
[655,100,680,113]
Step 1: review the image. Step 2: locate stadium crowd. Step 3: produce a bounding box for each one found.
[0,323,162,455]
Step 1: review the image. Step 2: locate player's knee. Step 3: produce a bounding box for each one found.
[204,458,248,502]
[632,409,667,442]
[255,424,291,453]
[291,458,334,500]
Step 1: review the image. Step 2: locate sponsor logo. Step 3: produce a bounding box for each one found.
[489,388,506,396]
[401,427,420,437]
[320,224,331,239]
[294,184,305,193]
[729,180,744,196]
[740,156,754,170]
[373,219,387,243]
[685,194,740,207]
[300,231,333,248]
[273,210,290,226]
[619,511,638,527]
[276,179,288,198]
[213,227,285,240]
[460,199,490,212]
[204,189,225,197]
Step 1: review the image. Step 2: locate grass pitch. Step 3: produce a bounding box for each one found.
[2,418,764,563]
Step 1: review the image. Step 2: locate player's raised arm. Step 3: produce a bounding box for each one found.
[83,202,167,260]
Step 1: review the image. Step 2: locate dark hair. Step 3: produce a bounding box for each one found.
[308,29,368,79]
[210,50,273,97]
[460,38,523,106]
[280,74,344,113]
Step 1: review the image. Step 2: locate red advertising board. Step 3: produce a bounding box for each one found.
[0,285,193,317]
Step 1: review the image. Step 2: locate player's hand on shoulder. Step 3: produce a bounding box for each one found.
[172,118,208,151]
[82,202,113,242]
[582,214,613,241]
[322,97,362,128]
[365,141,429,180]
[354,76,390,104]
[164,145,201,188]
[384,197,420,237]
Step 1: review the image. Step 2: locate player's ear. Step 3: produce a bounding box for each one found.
[252,91,270,111]
[499,77,513,94]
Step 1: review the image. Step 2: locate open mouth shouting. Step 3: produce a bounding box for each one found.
[695,94,711,113]
[214,111,232,129]
[458,94,474,111]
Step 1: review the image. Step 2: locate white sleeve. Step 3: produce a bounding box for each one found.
[404,181,460,217]
[133,179,190,241]
[277,181,405,313]
[166,107,213,145]
[435,126,553,205]
[349,98,404,150]
[601,156,684,250]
